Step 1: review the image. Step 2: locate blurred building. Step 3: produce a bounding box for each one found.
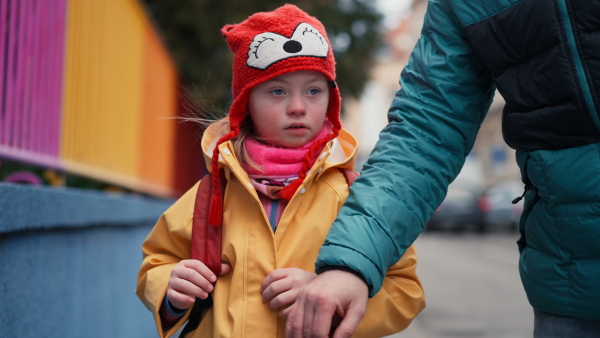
[0,0,204,198]
[343,0,520,189]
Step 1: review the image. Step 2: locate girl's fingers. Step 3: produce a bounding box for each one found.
[268,289,297,309]
[166,288,196,310]
[262,268,316,305]
[173,268,214,293]
[261,269,292,301]
[261,268,289,294]
[262,279,290,302]
[181,259,217,283]
[166,260,233,312]
[219,263,232,276]
[169,276,210,299]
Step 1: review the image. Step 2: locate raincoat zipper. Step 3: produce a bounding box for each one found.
[557,0,600,132]
[269,199,279,232]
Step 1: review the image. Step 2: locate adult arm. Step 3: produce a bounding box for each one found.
[317,0,495,297]
[284,246,425,338]
[287,1,496,336]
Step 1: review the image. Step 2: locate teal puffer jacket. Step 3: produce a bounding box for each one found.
[517,145,600,320]
[316,0,600,320]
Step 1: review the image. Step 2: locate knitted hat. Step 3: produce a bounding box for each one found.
[208,4,342,226]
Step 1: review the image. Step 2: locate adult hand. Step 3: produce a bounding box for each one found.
[166,260,231,310]
[261,268,317,309]
[281,269,368,338]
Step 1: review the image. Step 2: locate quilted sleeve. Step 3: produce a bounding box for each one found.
[316,0,496,296]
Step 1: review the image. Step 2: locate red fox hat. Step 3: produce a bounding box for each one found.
[208,4,342,226]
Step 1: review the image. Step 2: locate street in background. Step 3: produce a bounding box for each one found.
[389,232,533,338]
[480,180,525,232]
[426,157,524,233]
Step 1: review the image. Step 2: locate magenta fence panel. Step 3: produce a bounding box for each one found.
[0,0,7,134]
[0,0,66,167]
[50,0,67,158]
[2,0,17,146]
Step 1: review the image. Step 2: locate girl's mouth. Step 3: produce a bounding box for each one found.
[285,125,308,135]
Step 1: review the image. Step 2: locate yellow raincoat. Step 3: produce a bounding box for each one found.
[136,120,425,337]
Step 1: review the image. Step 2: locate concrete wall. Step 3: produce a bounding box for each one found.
[0,183,174,337]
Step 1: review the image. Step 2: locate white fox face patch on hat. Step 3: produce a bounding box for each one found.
[247,23,329,70]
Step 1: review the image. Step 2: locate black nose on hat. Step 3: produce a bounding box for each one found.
[283,40,302,53]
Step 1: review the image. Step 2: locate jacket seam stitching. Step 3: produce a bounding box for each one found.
[405,123,467,158]
[463,0,525,27]
[376,172,439,231]
[321,243,383,275]
[319,171,346,201]
[345,178,420,258]
[183,216,193,234]
[421,26,465,44]
[563,2,600,133]
[422,2,465,43]
[398,96,483,124]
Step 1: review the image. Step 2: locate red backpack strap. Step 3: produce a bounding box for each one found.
[338,168,359,186]
[191,170,226,276]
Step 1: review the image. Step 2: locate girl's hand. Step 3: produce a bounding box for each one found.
[167,260,231,310]
[260,268,317,310]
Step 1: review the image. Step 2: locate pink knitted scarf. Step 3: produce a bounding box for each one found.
[242,121,332,178]
[242,121,331,226]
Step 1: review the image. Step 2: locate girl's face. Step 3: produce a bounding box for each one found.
[248,70,330,148]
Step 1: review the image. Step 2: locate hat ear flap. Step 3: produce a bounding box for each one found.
[221,24,236,37]
[222,24,247,52]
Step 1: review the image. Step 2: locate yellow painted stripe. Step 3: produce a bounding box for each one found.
[139,21,178,189]
[61,0,178,196]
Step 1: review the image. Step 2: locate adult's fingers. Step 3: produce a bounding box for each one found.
[280,304,292,318]
[331,303,365,338]
[302,295,334,338]
[283,270,369,338]
[285,300,307,338]
[286,289,334,338]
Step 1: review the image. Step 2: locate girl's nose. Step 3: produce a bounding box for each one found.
[287,93,306,116]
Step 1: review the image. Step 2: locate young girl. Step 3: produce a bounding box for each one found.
[136,5,425,338]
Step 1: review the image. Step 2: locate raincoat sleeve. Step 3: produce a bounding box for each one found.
[136,182,200,337]
[316,0,496,296]
[354,244,425,337]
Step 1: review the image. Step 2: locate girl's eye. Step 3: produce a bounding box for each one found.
[308,88,321,95]
[270,89,285,96]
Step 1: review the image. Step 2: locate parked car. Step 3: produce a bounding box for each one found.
[426,186,485,232]
[479,180,525,231]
